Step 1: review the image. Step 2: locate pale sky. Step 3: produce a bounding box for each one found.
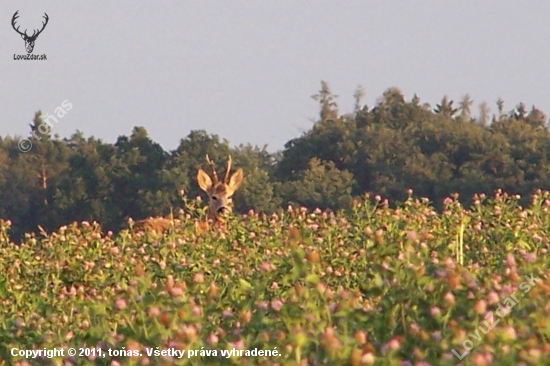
[1,1,549,152]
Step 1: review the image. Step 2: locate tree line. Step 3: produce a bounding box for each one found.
[1,82,549,241]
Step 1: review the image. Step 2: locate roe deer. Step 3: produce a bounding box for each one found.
[129,209,180,234]
[196,155,244,224]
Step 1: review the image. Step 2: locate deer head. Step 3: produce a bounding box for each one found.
[197,155,244,222]
[12,11,49,54]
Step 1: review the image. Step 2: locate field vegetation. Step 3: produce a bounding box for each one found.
[1,190,549,365]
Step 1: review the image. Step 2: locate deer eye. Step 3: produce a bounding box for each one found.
[212,196,218,200]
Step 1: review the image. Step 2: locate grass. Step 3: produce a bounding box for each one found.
[0,190,549,365]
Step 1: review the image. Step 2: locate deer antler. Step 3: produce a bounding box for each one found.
[223,155,232,183]
[11,11,49,39]
[205,154,219,184]
[11,11,26,37]
[31,13,49,39]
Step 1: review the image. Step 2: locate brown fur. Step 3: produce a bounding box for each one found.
[131,215,179,233]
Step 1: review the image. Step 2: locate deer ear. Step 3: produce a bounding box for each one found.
[228,168,244,192]
[197,169,212,192]
[21,34,26,40]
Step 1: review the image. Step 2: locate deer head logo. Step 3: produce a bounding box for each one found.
[12,11,49,54]
[197,155,244,223]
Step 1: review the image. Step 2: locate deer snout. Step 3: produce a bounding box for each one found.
[217,207,229,214]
